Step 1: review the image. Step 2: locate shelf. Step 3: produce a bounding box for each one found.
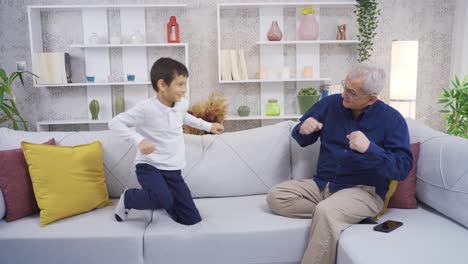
[220,78,331,84]
[36,119,111,131]
[28,4,187,10]
[256,40,359,45]
[34,81,151,87]
[219,2,357,8]
[37,120,110,125]
[70,43,188,48]
[225,115,302,121]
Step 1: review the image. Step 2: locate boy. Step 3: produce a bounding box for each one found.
[109,57,224,225]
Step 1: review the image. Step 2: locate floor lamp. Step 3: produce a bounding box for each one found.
[389,40,419,119]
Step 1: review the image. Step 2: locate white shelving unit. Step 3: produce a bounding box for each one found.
[70,43,188,48]
[224,114,302,121]
[220,78,331,84]
[34,81,152,88]
[217,2,357,122]
[256,40,359,45]
[37,120,110,132]
[27,4,188,131]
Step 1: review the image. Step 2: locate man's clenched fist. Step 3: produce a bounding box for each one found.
[299,117,323,135]
[347,131,370,153]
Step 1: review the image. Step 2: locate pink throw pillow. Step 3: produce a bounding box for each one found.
[388,142,420,209]
[0,138,56,222]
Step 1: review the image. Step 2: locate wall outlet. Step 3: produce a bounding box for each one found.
[16,61,26,72]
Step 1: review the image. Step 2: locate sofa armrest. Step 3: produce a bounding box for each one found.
[406,118,468,228]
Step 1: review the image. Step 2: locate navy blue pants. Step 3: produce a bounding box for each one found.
[124,163,201,225]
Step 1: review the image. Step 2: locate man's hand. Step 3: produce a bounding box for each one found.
[299,117,323,135]
[211,123,225,135]
[138,139,156,155]
[347,131,370,153]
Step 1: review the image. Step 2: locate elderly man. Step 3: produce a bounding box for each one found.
[267,65,413,264]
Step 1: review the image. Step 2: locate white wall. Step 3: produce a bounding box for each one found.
[0,0,458,132]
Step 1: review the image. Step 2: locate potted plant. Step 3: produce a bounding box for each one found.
[297,87,320,114]
[237,105,250,117]
[0,69,36,130]
[438,75,468,138]
[354,0,381,62]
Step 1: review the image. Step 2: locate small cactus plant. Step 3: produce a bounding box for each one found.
[114,96,125,116]
[237,105,250,117]
[89,99,100,120]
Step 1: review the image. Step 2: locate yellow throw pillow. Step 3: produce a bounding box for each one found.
[373,180,399,221]
[21,141,112,226]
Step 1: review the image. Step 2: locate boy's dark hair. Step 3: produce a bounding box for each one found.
[150,57,189,92]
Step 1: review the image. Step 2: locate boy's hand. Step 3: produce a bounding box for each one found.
[138,139,156,155]
[210,123,225,135]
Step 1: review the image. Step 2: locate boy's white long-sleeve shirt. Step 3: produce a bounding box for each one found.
[108,97,212,170]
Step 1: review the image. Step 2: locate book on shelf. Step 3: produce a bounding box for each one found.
[220,49,248,81]
[33,52,71,85]
[220,49,232,81]
[230,49,241,81]
[237,49,248,80]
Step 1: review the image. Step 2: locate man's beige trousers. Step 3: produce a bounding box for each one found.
[267,179,384,264]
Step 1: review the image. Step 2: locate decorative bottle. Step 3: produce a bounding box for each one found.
[267,21,283,41]
[167,16,180,43]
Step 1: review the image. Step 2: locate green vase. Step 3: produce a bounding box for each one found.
[89,99,100,120]
[114,96,125,116]
[297,95,320,114]
[265,99,280,116]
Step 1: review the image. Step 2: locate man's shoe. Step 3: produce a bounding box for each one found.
[115,188,129,222]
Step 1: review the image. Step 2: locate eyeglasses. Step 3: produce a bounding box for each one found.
[341,80,375,100]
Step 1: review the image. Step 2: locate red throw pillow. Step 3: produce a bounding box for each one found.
[388,142,420,209]
[0,138,56,221]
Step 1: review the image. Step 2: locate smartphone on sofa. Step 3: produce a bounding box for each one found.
[373,220,403,233]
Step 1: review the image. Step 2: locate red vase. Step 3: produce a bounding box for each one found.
[267,21,283,41]
[298,14,319,40]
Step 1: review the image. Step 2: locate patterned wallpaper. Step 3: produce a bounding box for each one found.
[0,0,456,132]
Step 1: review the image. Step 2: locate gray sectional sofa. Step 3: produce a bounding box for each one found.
[0,119,467,264]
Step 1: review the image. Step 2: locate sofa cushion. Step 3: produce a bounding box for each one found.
[0,188,5,219]
[337,205,468,264]
[0,138,55,222]
[183,121,293,197]
[22,141,112,226]
[0,201,152,264]
[388,142,420,208]
[406,119,468,228]
[290,122,321,180]
[144,195,310,264]
[0,128,139,198]
[374,142,420,220]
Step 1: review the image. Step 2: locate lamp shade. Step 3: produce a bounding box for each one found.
[390,40,419,118]
[390,41,418,99]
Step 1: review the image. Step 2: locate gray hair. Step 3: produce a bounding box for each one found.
[346,64,386,95]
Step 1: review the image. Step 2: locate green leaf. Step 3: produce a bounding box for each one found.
[454,75,461,87]
[0,69,8,85]
[0,104,15,124]
[17,72,25,86]
[0,69,34,130]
